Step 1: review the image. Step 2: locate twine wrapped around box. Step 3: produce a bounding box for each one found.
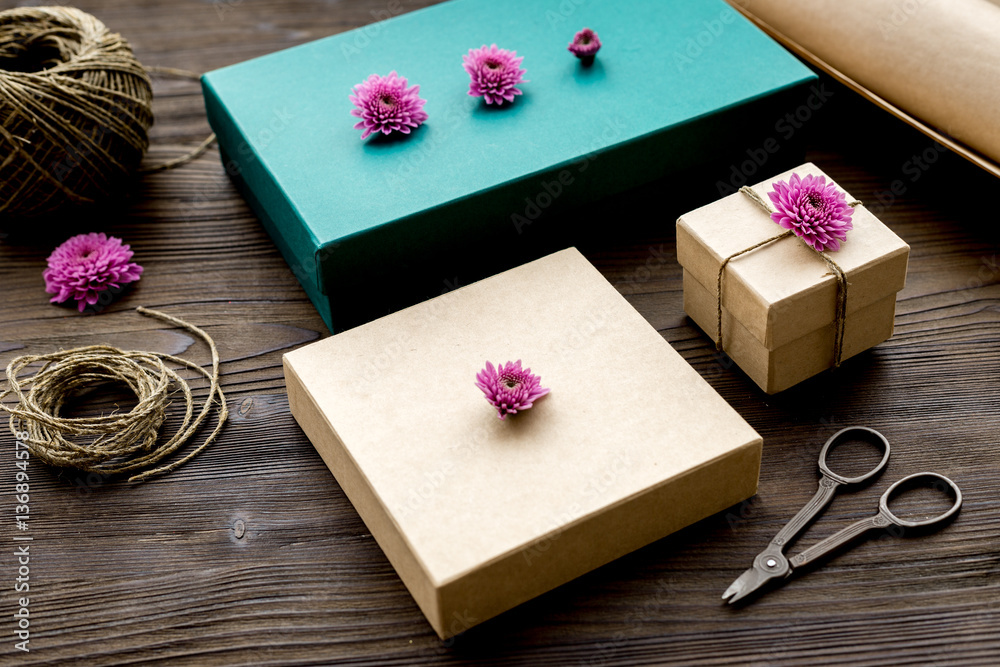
[678,162,909,394]
[714,186,861,368]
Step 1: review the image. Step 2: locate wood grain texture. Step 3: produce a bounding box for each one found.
[1,1,999,664]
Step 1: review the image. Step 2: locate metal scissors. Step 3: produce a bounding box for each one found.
[722,426,962,604]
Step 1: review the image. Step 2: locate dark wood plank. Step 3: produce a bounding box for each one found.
[2,1,999,664]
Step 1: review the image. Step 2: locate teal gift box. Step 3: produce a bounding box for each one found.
[202,0,815,332]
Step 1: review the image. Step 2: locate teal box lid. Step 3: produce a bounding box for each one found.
[202,0,815,332]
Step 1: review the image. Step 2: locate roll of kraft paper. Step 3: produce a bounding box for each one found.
[731,0,1000,172]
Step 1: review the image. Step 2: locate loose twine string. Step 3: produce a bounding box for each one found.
[0,7,215,217]
[140,65,216,173]
[716,186,862,368]
[0,308,227,483]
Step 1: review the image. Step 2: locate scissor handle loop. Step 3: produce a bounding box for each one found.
[879,472,963,528]
[818,426,891,486]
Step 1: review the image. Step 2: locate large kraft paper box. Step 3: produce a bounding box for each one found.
[677,163,910,394]
[202,0,816,333]
[283,248,762,638]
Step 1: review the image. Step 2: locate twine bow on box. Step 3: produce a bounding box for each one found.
[714,185,862,368]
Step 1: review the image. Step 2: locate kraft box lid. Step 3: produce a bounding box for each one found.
[283,248,762,638]
[202,0,816,332]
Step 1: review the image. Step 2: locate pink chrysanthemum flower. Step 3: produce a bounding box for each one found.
[462,44,527,105]
[349,71,428,140]
[568,28,601,62]
[768,173,855,252]
[475,360,549,420]
[43,233,143,312]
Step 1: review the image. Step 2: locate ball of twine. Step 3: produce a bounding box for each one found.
[0,308,228,484]
[0,6,154,217]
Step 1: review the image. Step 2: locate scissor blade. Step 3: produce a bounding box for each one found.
[721,567,760,604]
[721,565,778,604]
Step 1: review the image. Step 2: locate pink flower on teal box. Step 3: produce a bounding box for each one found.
[349,71,428,140]
[463,44,527,106]
[568,28,601,63]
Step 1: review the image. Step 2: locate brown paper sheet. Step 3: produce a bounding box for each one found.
[729,0,1000,177]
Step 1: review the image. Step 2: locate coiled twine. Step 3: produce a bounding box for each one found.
[0,308,228,483]
[0,6,154,217]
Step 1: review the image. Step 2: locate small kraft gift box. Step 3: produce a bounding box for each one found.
[677,163,910,394]
[284,248,762,638]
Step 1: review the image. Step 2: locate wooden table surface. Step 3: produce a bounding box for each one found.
[2,1,999,664]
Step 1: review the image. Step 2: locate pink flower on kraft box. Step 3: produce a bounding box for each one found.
[768,173,854,252]
[476,360,549,420]
[349,71,428,140]
[43,232,143,312]
[463,44,527,105]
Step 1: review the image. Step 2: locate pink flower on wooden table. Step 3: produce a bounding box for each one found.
[43,233,143,312]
